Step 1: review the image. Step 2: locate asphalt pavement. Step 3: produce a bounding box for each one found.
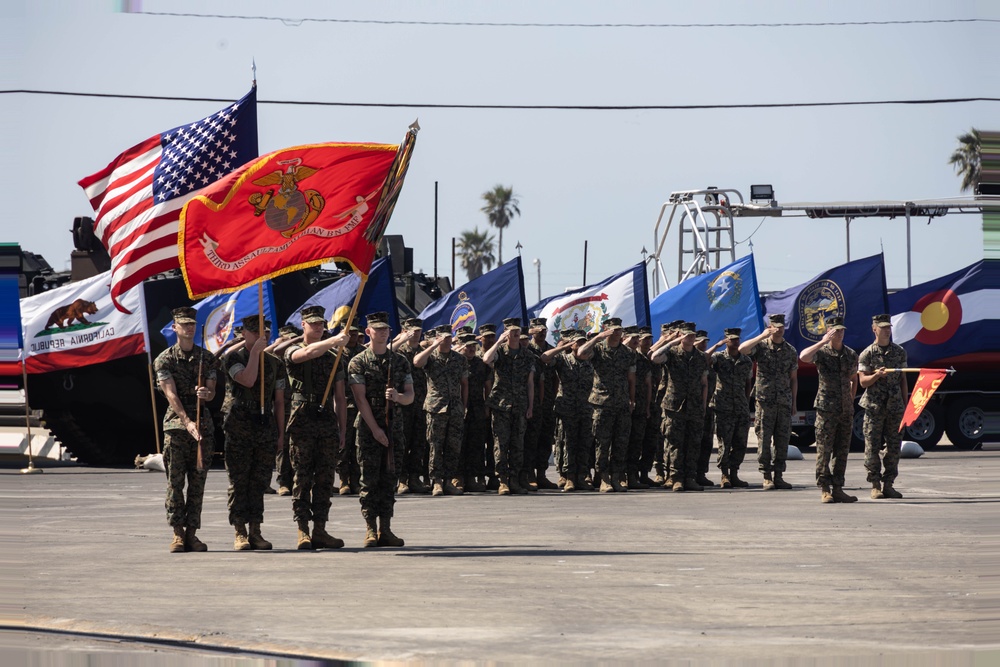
[3,445,999,665]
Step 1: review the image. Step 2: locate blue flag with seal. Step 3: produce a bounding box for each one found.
[161,280,277,353]
[418,257,527,333]
[763,253,888,352]
[529,263,649,344]
[286,257,400,332]
[0,244,24,376]
[889,260,1000,367]
[649,254,764,344]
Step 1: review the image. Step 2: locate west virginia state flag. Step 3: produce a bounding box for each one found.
[179,132,416,299]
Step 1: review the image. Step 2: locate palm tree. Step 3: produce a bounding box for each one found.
[480,185,521,263]
[456,227,496,280]
[949,128,981,193]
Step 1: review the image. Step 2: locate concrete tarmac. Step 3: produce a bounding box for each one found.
[3,447,999,664]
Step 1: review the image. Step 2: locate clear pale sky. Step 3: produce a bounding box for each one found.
[4,0,998,300]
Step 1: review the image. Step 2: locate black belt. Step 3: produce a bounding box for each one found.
[292,393,321,403]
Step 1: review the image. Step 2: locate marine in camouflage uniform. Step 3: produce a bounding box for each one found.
[625,327,653,489]
[650,321,684,484]
[694,330,723,488]
[576,317,636,493]
[222,315,286,550]
[484,318,536,495]
[801,317,859,503]
[525,318,559,489]
[336,324,365,496]
[642,335,664,484]
[858,314,909,500]
[740,313,799,490]
[477,323,499,489]
[710,328,753,488]
[460,332,491,491]
[271,325,301,496]
[652,322,709,492]
[284,306,350,550]
[396,319,431,494]
[414,324,469,495]
[154,307,218,553]
[348,311,412,547]
[542,330,595,491]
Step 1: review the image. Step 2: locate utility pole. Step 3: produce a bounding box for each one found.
[582,240,588,285]
[532,258,541,302]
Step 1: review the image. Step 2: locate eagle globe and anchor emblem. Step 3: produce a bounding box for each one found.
[798,278,846,341]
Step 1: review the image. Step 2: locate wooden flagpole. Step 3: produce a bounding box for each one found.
[137,285,161,454]
[319,272,369,410]
[146,364,162,454]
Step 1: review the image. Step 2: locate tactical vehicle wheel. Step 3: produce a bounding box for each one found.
[945,397,985,450]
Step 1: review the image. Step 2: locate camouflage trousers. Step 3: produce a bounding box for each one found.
[427,406,465,480]
[491,408,527,480]
[815,408,853,488]
[755,402,792,475]
[288,422,339,524]
[628,403,649,473]
[275,431,293,490]
[336,407,360,488]
[358,416,405,521]
[163,428,213,529]
[461,403,489,479]
[863,408,904,486]
[592,405,631,475]
[399,403,429,483]
[640,406,663,475]
[224,410,277,525]
[556,408,593,478]
[697,407,716,475]
[663,411,704,483]
[525,403,558,472]
[715,409,750,473]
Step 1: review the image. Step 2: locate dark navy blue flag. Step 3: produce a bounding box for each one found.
[286,257,400,332]
[419,257,527,334]
[161,280,276,353]
[763,254,888,352]
[649,254,764,344]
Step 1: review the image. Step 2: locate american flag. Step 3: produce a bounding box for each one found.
[78,87,258,311]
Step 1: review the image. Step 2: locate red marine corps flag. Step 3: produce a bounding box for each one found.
[899,368,949,432]
[179,122,419,298]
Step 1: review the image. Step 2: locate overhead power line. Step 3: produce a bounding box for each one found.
[126,12,999,29]
[4,89,999,111]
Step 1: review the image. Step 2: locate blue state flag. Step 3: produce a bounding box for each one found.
[530,263,649,344]
[161,280,276,353]
[888,260,1000,367]
[649,254,764,343]
[419,257,527,334]
[763,254,888,352]
[286,257,400,332]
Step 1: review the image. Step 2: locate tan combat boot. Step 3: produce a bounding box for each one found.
[730,469,750,488]
[185,528,207,552]
[557,475,567,489]
[445,478,465,495]
[611,472,628,492]
[832,486,858,503]
[720,470,733,489]
[169,526,186,553]
[653,464,666,486]
[598,471,615,493]
[278,485,292,496]
[312,521,344,549]
[339,481,353,496]
[772,472,792,490]
[520,471,539,493]
[498,476,511,496]
[396,478,411,495]
[882,483,903,499]
[296,520,313,550]
[562,476,577,492]
[409,474,431,494]
[821,484,835,504]
[363,517,379,548]
[377,516,405,547]
[432,479,445,496]
[248,522,273,550]
[576,475,595,491]
[535,469,559,490]
[762,474,776,491]
[234,523,252,551]
[871,482,885,500]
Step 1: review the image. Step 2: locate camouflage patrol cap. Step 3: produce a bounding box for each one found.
[403,318,423,330]
[232,325,244,337]
[559,329,576,340]
[872,314,892,328]
[767,313,786,328]
[301,306,326,324]
[459,325,474,335]
[278,325,300,338]
[660,322,672,334]
[827,316,847,331]
[694,329,709,342]
[425,329,439,340]
[349,321,362,333]
[529,317,548,333]
[458,332,478,345]
[667,319,685,330]
[172,307,197,324]
[367,311,391,329]
[241,315,271,333]
[603,317,623,331]
[478,323,497,334]
[638,326,653,339]
[519,333,530,342]
[724,327,742,339]
[679,322,697,335]
[623,325,639,336]
[434,324,453,336]
[502,317,521,330]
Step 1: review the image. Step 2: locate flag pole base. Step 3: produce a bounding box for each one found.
[20,463,44,475]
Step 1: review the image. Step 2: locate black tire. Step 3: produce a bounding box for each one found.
[945,397,985,450]
[850,406,866,453]
[904,401,944,449]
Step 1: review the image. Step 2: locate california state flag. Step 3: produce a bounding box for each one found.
[899,369,949,432]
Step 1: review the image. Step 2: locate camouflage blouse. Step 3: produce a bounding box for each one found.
[747,338,798,408]
[812,344,859,413]
[422,349,469,414]
[154,343,218,431]
[858,342,908,413]
[711,350,753,415]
